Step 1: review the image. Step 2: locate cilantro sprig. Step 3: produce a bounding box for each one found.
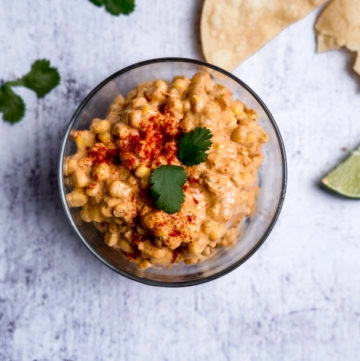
[149,127,213,214]
[0,59,60,123]
[0,85,25,123]
[89,0,135,15]
[150,165,188,214]
[178,127,213,166]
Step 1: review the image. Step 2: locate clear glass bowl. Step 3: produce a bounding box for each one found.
[58,58,287,287]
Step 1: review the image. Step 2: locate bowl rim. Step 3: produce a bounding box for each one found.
[58,57,287,287]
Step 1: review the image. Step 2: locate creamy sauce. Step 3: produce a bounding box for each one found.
[64,72,268,268]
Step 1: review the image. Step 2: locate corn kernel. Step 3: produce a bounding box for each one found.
[72,169,89,188]
[182,99,191,112]
[231,100,245,116]
[226,112,237,128]
[189,237,207,255]
[106,111,121,123]
[259,130,269,144]
[93,163,110,181]
[190,95,204,113]
[213,142,226,152]
[108,223,118,233]
[202,246,211,257]
[78,157,93,171]
[104,196,121,208]
[202,221,223,241]
[63,176,74,188]
[79,204,92,222]
[241,172,255,186]
[142,105,154,116]
[216,94,232,110]
[100,203,113,218]
[154,80,168,92]
[247,109,258,121]
[104,231,119,247]
[139,259,152,269]
[113,203,127,218]
[98,131,112,144]
[245,132,257,145]
[128,110,143,129]
[86,182,101,197]
[108,180,132,198]
[66,189,88,208]
[119,239,134,253]
[74,130,95,150]
[206,203,221,220]
[231,126,243,143]
[91,119,111,134]
[149,89,166,102]
[108,95,125,113]
[111,122,134,138]
[135,164,151,178]
[203,102,220,116]
[131,97,148,109]
[63,157,78,176]
[138,240,167,259]
[84,205,103,223]
[173,78,189,92]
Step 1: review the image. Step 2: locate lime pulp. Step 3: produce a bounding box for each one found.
[321,146,360,199]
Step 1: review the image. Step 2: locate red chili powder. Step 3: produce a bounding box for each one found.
[188,176,199,184]
[87,144,118,165]
[169,230,182,238]
[118,111,181,170]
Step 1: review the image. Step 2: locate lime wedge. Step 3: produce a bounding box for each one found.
[321,146,360,199]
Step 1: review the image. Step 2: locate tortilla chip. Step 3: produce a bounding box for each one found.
[201,0,327,70]
[315,0,360,75]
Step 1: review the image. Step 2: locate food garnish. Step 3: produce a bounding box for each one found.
[149,127,212,214]
[150,165,188,214]
[321,146,360,199]
[89,0,135,15]
[178,127,213,166]
[0,59,60,123]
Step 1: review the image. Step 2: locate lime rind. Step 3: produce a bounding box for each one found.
[321,147,360,199]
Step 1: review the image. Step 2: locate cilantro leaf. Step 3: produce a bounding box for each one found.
[0,84,25,123]
[104,0,135,15]
[89,0,103,6]
[178,127,213,166]
[150,165,188,214]
[1,59,60,123]
[21,59,60,98]
[90,0,135,15]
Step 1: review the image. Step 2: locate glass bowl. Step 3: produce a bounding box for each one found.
[58,58,287,287]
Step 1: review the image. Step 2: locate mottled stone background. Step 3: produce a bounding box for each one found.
[1,1,360,360]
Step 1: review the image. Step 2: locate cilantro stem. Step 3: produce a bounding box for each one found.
[5,79,25,87]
